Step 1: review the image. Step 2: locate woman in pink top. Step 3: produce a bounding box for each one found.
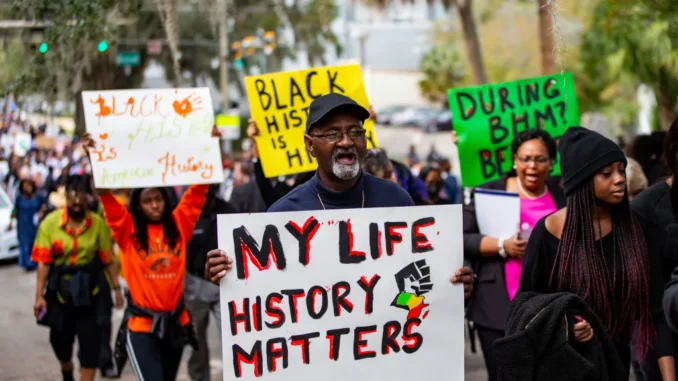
[463,129,565,381]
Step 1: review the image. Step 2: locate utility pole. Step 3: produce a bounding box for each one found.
[217,0,231,154]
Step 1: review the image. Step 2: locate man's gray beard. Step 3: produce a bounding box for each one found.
[332,148,360,180]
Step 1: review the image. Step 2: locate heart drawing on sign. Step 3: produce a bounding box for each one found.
[99,133,108,140]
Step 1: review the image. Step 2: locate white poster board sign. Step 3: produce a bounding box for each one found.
[14,132,32,157]
[474,189,520,238]
[81,88,224,188]
[218,205,464,381]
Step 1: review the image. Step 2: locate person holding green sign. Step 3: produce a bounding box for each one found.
[463,129,565,381]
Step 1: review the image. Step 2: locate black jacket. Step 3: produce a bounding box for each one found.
[494,292,626,381]
[186,198,237,277]
[464,175,566,331]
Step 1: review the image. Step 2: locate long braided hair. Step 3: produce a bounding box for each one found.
[550,179,653,357]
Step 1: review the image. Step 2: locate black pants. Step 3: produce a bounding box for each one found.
[49,307,103,369]
[126,331,183,381]
[476,325,504,381]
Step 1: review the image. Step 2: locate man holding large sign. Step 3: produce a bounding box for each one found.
[448,73,580,187]
[245,64,379,178]
[206,93,473,380]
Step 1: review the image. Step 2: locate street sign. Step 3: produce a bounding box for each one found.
[116,51,140,67]
[215,114,241,140]
[147,39,162,55]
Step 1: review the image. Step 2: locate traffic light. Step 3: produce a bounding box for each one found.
[262,31,276,55]
[97,40,108,53]
[38,42,48,54]
[230,41,242,60]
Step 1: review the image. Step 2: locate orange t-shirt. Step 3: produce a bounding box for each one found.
[100,185,208,333]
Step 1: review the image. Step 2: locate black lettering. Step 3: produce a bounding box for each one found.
[479,150,496,179]
[526,83,540,106]
[271,80,287,110]
[339,220,366,264]
[266,337,288,373]
[281,289,305,323]
[384,222,408,256]
[489,116,509,144]
[264,292,285,329]
[277,135,287,150]
[553,101,566,123]
[478,88,496,115]
[232,341,263,378]
[255,79,271,111]
[544,77,560,99]
[265,115,279,134]
[456,92,476,121]
[332,281,354,316]
[326,328,350,361]
[286,148,303,169]
[412,217,435,253]
[495,146,510,176]
[365,129,376,147]
[369,222,382,259]
[290,332,320,364]
[285,217,320,266]
[512,111,529,134]
[327,70,345,93]
[381,320,402,354]
[252,295,262,332]
[534,105,556,129]
[289,109,303,128]
[233,225,287,280]
[305,71,320,99]
[289,77,306,107]
[228,298,251,336]
[498,87,514,112]
[353,325,378,360]
[306,285,329,319]
[402,318,423,354]
[356,274,381,314]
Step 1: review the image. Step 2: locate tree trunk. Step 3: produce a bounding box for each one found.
[538,0,555,74]
[454,0,488,84]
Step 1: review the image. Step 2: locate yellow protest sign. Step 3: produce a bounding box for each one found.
[245,64,378,178]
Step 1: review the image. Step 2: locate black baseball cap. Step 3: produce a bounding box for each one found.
[305,93,370,134]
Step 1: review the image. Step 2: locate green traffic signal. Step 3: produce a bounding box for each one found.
[38,42,48,54]
[97,40,108,53]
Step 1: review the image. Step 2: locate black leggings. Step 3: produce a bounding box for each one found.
[126,331,183,381]
[476,325,504,381]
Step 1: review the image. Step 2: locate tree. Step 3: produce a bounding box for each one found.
[418,44,467,106]
[580,0,678,130]
[357,0,488,84]
[537,0,555,74]
[0,38,26,91]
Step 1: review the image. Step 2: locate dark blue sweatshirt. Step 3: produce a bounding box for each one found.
[268,171,414,212]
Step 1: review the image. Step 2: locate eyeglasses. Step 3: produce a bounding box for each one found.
[516,156,550,165]
[310,128,367,144]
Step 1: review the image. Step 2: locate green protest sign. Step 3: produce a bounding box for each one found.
[448,72,580,187]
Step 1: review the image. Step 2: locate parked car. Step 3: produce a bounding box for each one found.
[0,187,19,261]
[375,106,408,125]
[392,107,439,127]
[422,110,452,133]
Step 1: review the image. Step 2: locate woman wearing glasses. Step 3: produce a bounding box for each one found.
[463,128,565,381]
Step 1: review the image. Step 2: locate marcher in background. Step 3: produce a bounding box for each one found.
[419,164,452,205]
[634,117,678,380]
[205,93,474,301]
[184,184,237,381]
[626,157,648,201]
[519,127,672,379]
[462,128,565,381]
[627,133,670,186]
[83,130,215,380]
[31,174,123,381]
[9,178,44,271]
[439,158,460,204]
[363,148,396,182]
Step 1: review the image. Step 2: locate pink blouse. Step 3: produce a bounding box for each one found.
[505,190,558,301]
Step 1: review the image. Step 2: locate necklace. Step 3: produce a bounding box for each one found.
[317,190,365,210]
[516,177,547,200]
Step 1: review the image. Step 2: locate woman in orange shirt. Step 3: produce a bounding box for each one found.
[83,132,214,380]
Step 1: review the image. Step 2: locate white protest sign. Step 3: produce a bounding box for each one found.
[218,205,464,381]
[81,88,223,188]
[14,132,31,157]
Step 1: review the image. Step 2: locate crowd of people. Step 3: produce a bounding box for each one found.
[4,92,678,381]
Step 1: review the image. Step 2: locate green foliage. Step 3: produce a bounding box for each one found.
[0,38,26,91]
[418,44,467,106]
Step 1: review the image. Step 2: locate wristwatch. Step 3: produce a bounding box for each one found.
[497,238,507,258]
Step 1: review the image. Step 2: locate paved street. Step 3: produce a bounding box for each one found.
[0,261,487,380]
